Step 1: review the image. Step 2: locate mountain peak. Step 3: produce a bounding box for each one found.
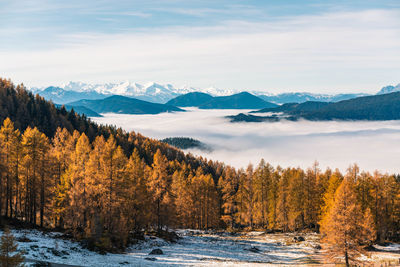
[378,84,400,95]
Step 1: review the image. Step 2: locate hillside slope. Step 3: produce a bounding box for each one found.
[166,92,213,107]
[253,101,331,115]
[303,92,400,120]
[198,92,277,109]
[68,95,184,114]
[230,92,400,122]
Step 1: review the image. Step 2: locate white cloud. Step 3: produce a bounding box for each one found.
[1,9,400,93]
[91,109,400,174]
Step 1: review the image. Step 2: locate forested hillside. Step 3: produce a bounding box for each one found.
[161,137,208,150]
[0,78,399,257]
[167,91,278,109]
[230,92,400,122]
[166,92,213,107]
[68,95,184,115]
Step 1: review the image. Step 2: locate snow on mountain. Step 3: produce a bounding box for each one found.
[377,84,400,95]
[30,81,241,104]
[31,81,394,105]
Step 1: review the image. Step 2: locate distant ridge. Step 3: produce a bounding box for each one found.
[257,92,368,104]
[252,101,331,115]
[377,83,400,95]
[198,92,277,109]
[229,91,400,122]
[167,91,277,109]
[55,104,102,117]
[31,81,398,105]
[166,92,213,107]
[39,86,107,104]
[68,95,184,115]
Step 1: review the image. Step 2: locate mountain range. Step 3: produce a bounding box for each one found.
[31,81,236,104]
[30,81,399,105]
[30,82,400,117]
[229,91,400,122]
[68,95,184,115]
[167,92,277,109]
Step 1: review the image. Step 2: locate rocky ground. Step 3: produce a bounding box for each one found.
[2,229,398,266]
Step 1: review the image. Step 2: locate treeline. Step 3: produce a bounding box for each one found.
[161,137,205,150]
[0,78,221,175]
[0,119,220,249]
[1,116,399,246]
[0,78,399,254]
[219,162,399,241]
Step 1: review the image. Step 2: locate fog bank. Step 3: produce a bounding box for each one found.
[91,108,400,173]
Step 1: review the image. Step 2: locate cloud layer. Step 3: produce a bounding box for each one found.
[91,109,400,173]
[1,7,399,93]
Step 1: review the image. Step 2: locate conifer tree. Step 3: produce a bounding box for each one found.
[21,127,49,226]
[320,169,343,228]
[277,168,290,231]
[0,227,24,267]
[171,163,192,227]
[287,168,305,230]
[67,133,91,232]
[253,160,273,228]
[50,128,73,227]
[218,166,237,229]
[267,168,280,229]
[0,118,21,218]
[123,148,150,231]
[320,178,376,266]
[148,149,170,230]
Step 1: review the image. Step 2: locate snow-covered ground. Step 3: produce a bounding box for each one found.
[3,229,399,266]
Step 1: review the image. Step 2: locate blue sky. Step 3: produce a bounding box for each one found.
[1,0,399,93]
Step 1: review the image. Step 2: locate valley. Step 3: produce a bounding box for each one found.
[91,109,400,173]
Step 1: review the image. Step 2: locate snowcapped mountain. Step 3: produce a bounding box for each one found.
[255,92,369,104]
[30,81,239,104]
[31,81,397,105]
[377,84,400,95]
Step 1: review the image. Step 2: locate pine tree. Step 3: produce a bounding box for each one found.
[320,178,376,266]
[0,227,24,267]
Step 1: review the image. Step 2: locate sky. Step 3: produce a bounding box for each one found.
[92,109,400,173]
[1,0,400,93]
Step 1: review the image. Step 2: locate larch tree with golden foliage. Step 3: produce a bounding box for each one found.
[218,166,237,229]
[148,149,170,230]
[0,118,21,219]
[320,177,376,266]
[21,126,50,226]
[0,227,24,267]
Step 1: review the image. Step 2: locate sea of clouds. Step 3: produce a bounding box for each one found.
[91,108,400,174]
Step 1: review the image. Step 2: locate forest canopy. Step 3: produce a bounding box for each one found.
[0,78,399,259]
